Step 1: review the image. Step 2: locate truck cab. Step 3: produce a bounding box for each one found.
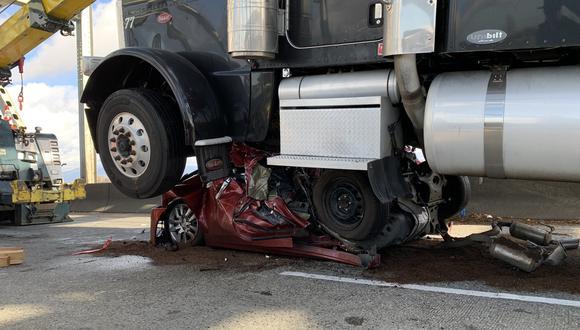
[81,0,580,249]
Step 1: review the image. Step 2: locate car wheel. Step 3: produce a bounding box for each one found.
[313,170,387,241]
[164,201,203,247]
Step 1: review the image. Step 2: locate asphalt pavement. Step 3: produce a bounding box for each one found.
[0,213,579,329]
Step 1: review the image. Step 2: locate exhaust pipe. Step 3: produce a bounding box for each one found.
[557,238,580,250]
[394,54,425,143]
[509,222,552,246]
[545,244,567,266]
[489,238,542,272]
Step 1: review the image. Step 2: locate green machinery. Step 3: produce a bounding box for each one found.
[0,87,85,225]
[0,0,90,225]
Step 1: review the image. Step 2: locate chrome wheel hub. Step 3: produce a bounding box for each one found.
[167,203,199,244]
[108,112,151,178]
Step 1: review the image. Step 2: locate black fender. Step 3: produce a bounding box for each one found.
[367,156,412,203]
[81,47,225,152]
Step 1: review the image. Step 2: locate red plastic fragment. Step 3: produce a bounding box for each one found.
[72,237,112,255]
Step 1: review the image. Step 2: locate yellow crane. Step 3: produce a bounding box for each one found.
[0,0,93,70]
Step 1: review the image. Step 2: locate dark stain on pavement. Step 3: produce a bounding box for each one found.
[345,316,364,326]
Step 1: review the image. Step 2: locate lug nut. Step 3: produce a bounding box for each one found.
[121,160,128,165]
[127,158,134,163]
[130,141,136,146]
[114,156,122,161]
[119,128,125,133]
[110,147,117,152]
[125,132,131,137]
[113,130,119,135]
[110,138,116,142]
[130,150,137,156]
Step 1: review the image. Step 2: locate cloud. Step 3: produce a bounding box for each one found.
[9,0,121,82]
[91,0,121,56]
[2,1,122,181]
[19,34,78,81]
[6,83,81,177]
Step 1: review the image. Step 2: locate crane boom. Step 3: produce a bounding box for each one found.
[0,0,94,69]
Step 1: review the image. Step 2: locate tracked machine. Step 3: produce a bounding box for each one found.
[82,0,580,266]
[0,0,90,225]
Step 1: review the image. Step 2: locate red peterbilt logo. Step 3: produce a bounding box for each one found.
[205,158,224,171]
[157,12,173,24]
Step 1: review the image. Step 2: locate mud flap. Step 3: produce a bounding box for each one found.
[367,156,411,203]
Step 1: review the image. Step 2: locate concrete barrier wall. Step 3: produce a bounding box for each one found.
[73,179,580,219]
[468,178,580,219]
[71,183,160,214]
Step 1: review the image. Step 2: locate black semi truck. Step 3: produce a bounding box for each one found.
[82,0,580,249]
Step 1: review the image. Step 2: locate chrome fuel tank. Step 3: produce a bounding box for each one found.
[425,65,580,181]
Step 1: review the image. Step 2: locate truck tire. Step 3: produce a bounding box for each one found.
[97,89,186,199]
[438,175,471,220]
[313,170,387,241]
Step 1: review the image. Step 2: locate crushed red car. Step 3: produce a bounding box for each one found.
[151,143,383,267]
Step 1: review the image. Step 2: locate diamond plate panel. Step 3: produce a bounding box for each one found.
[280,107,386,159]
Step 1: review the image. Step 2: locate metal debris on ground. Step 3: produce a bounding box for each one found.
[442,221,579,272]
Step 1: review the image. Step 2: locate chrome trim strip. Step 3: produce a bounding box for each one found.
[484,70,508,178]
[384,0,437,56]
[267,155,373,171]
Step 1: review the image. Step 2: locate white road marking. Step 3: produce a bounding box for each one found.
[280,271,580,308]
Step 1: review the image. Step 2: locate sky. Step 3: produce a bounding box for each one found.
[0,0,195,182]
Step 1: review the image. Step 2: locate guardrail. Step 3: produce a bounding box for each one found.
[469,178,580,219]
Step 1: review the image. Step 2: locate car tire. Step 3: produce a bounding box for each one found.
[313,170,387,241]
[164,201,204,248]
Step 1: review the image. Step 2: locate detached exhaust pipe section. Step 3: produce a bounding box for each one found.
[489,238,570,273]
[474,222,578,272]
[509,222,552,246]
[489,238,544,273]
[445,220,578,272]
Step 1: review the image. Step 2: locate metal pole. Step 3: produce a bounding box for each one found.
[77,5,97,184]
[76,15,86,180]
[88,5,95,55]
[116,0,125,48]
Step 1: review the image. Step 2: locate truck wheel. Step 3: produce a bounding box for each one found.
[97,89,186,199]
[313,170,387,241]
